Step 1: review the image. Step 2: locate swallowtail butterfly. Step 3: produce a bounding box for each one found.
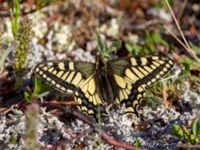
[35,55,174,118]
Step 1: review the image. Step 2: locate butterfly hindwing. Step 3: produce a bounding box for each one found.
[74,73,106,116]
[34,61,106,116]
[107,55,174,113]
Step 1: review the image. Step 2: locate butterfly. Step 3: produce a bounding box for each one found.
[34,55,174,119]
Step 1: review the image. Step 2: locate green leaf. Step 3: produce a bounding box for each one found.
[172,124,183,138]
[152,32,168,46]
[192,118,200,138]
[24,77,51,102]
[190,134,198,144]
[102,53,111,61]
[144,31,168,53]
[195,137,200,143]
[11,0,20,38]
[145,31,153,42]
[181,62,190,76]
[182,125,191,143]
[106,40,122,53]
[125,43,145,55]
[145,32,154,52]
[10,134,18,145]
[182,125,190,137]
[189,42,200,55]
[96,31,105,54]
[37,91,50,98]
[24,91,32,102]
[181,56,199,70]
[134,139,142,148]
[32,76,51,97]
[33,76,42,96]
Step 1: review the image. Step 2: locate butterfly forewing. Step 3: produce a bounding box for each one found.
[107,55,174,113]
[34,61,106,116]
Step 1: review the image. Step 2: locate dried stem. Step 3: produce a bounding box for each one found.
[165,0,200,64]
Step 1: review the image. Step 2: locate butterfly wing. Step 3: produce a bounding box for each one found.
[107,55,174,113]
[34,61,106,116]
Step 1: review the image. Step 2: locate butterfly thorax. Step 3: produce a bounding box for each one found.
[95,57,114,104]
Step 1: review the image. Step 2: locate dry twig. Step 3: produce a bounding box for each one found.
[44,100,78,106]
[165,0,200,64]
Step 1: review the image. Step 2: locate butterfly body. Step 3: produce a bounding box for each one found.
[34,55,174,118]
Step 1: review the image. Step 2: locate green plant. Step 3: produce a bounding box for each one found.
[11,0,33,74]
[24,76,51,102]
[172,118,200,144]
[14,18,33,76]
[10,0,33,91]
[189,42,200,55]
[11,0,20,38]
[145,31,168,52]
[126,31,169,56]
[96,31,121,61]
[9,134,18,145]
[126,43,146,56]
[134,139,142,148]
